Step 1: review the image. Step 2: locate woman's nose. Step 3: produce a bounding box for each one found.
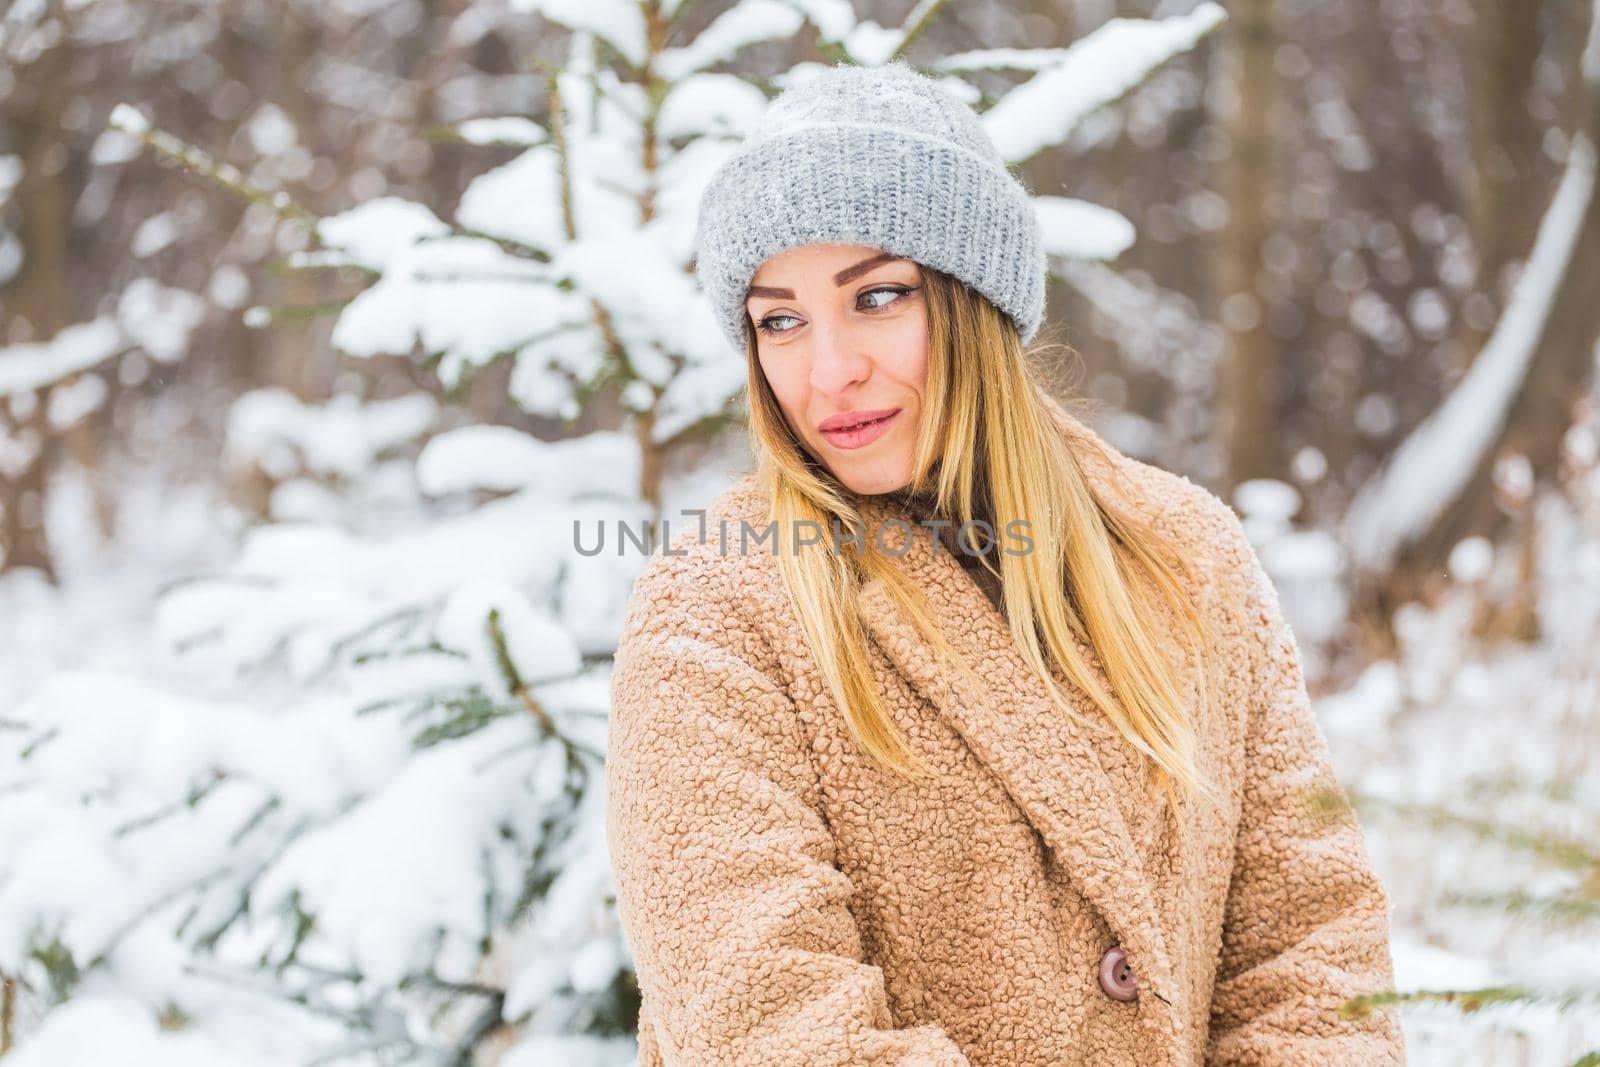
[807,320,873,395]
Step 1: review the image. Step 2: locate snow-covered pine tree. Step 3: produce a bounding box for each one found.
[0,3,1227,1063]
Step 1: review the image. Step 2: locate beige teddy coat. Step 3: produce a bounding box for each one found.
[604,395,1406,1066]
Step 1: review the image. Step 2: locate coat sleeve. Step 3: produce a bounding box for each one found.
[1204,513,1408,1066]
[604,555,972,1067]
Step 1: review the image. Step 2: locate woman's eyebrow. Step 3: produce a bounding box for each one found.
[746,252,903,301]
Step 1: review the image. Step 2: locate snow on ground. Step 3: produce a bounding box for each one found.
[1315,492,1600,1064]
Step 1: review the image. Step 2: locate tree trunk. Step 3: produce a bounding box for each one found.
[1465,0,1547,318]
[2,0,71,579]
[1216,0,1280,491]
[264,4,321,400]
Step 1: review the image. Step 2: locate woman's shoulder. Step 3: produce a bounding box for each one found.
[1128,459,1263,620]
[615,471,789,662]
[1053,403,1262,603]
[1119,451,1255,574]
[1056,399,1254,563]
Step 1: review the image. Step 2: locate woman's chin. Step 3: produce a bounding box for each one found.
[831,466,914,498]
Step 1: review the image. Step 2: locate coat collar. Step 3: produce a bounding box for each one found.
[849,405,1183,1014]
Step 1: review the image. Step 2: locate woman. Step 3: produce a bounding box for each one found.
[605,60,1406,1066]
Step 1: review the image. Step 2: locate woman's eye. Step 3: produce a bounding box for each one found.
[860,285,913,310]
[755,313,800,335]
[754,285,916,335]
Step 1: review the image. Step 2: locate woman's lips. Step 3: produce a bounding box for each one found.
[820,409,900,450]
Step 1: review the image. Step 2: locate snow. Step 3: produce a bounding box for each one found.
[509,0,647,70]
[249,714,545,987]
[651,136,738,262]
[658,74,770,140]
[0,667,421,1003]
[108,102,150,136]
[0,996,275,1067]
[817,0,942,64]
[1352,614,1600,1060]
[1,393,656,1057]
[0,154,19,202]
[456,116,548,146]
[455,138,640,249]
[415,425,639,499]
[225,389,438,480]
[18,16,1596,1065]
[932,47,1074,73]
[622,378,656,413]
[655,0,804,81]
[327,235,587,375]
[116,278,204,362]
[435,579,581,694]
[652,351,745,444]
[0,318,123,396]
[244,102,297,155]
[1446,536,1493,583]
[316,195,450,272]
[1344,130,1596,574]
[343,58,740,430]
[1237,479,1346,656]
[552,231,726,381]
[207,264,251,308]
[0,230,19,288]
[1033,195,1137,261]
[1233,477,1301,527]
[780,0,856,43]
[982,3,1227,164]
[46,372,108,430]
[1050,260,1224,471]
[841,20,905,67]
[498,1030,639,1067]
[1585,0,1600,88]
[507,326,603,421]
[130,211,179,257]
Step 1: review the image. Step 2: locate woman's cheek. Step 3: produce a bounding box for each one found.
[774,361,811,407]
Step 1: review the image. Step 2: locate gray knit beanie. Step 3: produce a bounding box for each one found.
[692,60,1047,354]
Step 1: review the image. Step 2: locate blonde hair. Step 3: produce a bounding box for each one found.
[743,264,1226,819]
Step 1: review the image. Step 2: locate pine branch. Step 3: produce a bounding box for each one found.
[109,106,317,231]
[1437,888,1600,929]
[540,65,635,390]
[890,0,955,61]
[26,934,81,1004]
[111,767,228,838]
[239,298,356,330]
[108,108,552,272]
[0,973,12,1055]
[1342,982,1600,1018]
[1346,787,1600,873]
[1461,769,1585,804]
[412,690,516,748]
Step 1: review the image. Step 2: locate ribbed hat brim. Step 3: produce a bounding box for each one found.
[694,123,1046,352]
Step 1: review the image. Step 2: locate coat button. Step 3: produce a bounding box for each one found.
[1097,943,1139,1002]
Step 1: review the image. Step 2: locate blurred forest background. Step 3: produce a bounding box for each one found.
[1,0,1597,1064]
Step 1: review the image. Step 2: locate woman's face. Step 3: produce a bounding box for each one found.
[746,243,929,496]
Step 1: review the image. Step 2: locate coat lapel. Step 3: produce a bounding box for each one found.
[852,490,1181,1017]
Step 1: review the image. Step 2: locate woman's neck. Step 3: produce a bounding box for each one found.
[881,484,941,519]
[877,485,1001,565]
